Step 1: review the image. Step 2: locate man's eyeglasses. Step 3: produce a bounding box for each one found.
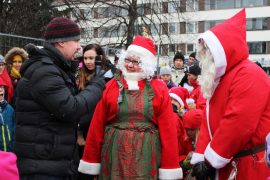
[0,63,5,67]
[124,58,141,66]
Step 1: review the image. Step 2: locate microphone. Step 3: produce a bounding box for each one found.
[95,55,102,75]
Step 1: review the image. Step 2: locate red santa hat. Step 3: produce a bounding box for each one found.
[120,36,157,78]
[169,87,189,109]
[198,8,248,81]
[183,109,203,129]
[127,36,156,57]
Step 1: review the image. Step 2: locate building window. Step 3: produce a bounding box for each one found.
[78,9,92,20]
[168,1,180,13]
[161,44,169,56]
[162,2,168,13]
[152,2,161,14]
[144,3,151,15]
[96,7,107,18]
[204,20,223,31]
[187,44,195,53]
[248,42,266,54]
[205,0,216,10]
[137,4,144,16]
[242,0,265,7]
[169,44,176,55]
[186,22,197,33]
[120,25,127,36]
[247,18,269,30]
[216,0,235,9]
[121,7,128,16]
[81,27,91,38]
[205,0,266,10]
[151,24,160,35]
[169,23,178,34]
[161,23,168,35]
[186,0,198,11]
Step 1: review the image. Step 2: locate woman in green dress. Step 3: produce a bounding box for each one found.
[78,36,183,180]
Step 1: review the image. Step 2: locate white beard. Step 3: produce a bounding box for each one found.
[121,68,144,90]
[197,43,217,99]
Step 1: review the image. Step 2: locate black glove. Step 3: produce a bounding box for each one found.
[180,159,192,173]
[192,161,215,180]
[88,70,106,89]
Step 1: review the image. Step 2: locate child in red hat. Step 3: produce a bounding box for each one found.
[169,87,193,172]
[0,77,15,152]
[181,109,203,178]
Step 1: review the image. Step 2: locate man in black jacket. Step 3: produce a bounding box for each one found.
[14,17,105,180]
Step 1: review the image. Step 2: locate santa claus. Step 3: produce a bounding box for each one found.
[191,9,270,180]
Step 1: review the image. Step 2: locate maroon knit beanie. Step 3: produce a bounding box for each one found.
[44,17,81,43]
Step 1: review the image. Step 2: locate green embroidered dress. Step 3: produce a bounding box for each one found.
[100,79,161,179]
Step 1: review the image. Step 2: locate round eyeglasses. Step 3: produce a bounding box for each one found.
[124,58,141,66]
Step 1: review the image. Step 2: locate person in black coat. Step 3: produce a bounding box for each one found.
[14,17,106,180]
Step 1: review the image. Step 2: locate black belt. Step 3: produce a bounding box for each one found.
[234,144,265,159]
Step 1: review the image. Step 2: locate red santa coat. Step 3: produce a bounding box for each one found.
[189,81,206,111]
[78,77,182,179]
[191,9,270,179]
[172,113,192,162]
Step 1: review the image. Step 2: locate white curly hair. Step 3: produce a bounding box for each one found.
[116,46,157,79]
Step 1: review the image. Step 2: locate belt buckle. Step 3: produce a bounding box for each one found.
[228,160,238,180]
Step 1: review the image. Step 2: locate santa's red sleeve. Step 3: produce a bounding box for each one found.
[204,69,269,169]
[78,80,118,175]
[191,108,210,164]
[151,80,183,179]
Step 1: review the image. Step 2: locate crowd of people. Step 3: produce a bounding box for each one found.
[0,8,270,180]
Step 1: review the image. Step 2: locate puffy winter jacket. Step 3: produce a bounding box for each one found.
[14,43,105,176]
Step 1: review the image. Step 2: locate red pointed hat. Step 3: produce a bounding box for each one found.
[127,36,156,60]
[199,8,249,80]
[169,87,189,109]
[128,36,156,55]
[183,109,203,129]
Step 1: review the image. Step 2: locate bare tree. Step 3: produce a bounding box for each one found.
[60,0,195,53]
[0,0,69,38]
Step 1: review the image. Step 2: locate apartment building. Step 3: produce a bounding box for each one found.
[57,0,270,73]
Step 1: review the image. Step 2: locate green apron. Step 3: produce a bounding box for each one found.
[100,79,161,180]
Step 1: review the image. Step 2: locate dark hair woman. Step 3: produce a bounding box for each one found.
[78,44,114,90]
[77,43,115,180]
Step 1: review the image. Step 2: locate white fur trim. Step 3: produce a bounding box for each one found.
[169,93,184,107]
[126,80,139,90]
[200,31,227,80]
[127,44,156,62]
[78,160,101,175]
[206,99,213,139]
[159,168,183,180]
[205,143,231,169]
[104,69,113,78]
[186,98,195,105]
[190,152,205,165]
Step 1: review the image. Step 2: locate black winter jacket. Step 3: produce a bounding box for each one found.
[14,43,105,176]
